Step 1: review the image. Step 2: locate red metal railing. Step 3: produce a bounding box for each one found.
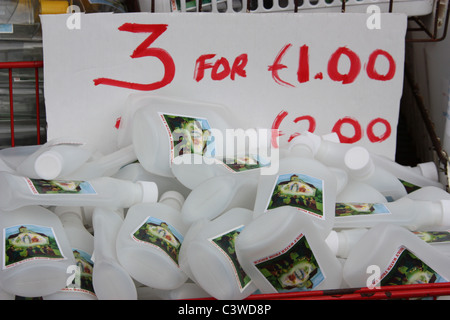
[0,60,44,147]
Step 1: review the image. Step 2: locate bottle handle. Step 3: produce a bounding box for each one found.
[329,167,348,194]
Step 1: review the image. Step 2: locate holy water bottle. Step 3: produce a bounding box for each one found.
[0,171,158,211]
[0,206,75,298]
[181,174,258,226]
[44,206,96,300]
[334,196,450,231]
[344,146,407,201]
[116,191,188,290]
[236,206,343,294]
[253,133,341,239]
[343,223,450,288]
[15,137,97,180]
[122,94,238,178]
[186,207,258,300]
[92,207,137,300]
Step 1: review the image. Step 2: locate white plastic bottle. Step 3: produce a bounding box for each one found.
[178,218,209,282]
[405,186,450,201]
[137,282,212,300]
[327,227,450,260]
[91,207,137,300]
[0,144,40,172]
[325,228,369,259]
[112,161,191,199]
[344,146,407,201]
[171,153,269,190]
[303,131,351,170]
[0,206,75,298]
[15,137,97,180]
[0,171,158,211]
[319,131,440,183]
[63,144,138,180]
[370,153,444,191]
[186,207,258,300]
[128,94,238,177]
[236,206,343,294]
[335,196,450,230]
[170,127,274,190]
[253,133,339,239]
[409,161,440,181]
[343,223,450,288]
[0,157,15,173]
[181,174,259,226]
[336,180,387,204]
[414,229,450,258]
[116,191,188,290]
[44,206,96,300]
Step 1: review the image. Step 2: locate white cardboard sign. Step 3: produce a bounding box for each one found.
[41,12,406,158]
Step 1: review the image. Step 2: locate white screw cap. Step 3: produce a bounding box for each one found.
[344,146,375,178]
[34,151,63,180]
[137,181,158,203]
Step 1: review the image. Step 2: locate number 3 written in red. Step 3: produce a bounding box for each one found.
[93,23,175,91]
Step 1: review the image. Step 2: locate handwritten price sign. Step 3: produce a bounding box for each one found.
[41,12,406,158]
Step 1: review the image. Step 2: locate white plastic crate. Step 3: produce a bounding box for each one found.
[138,0,435,16]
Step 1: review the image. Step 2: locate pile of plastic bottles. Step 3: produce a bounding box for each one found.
[0,94,449,300]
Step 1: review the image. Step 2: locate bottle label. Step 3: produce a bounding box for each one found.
[24,178,97,195]
[253,233,324,293]
[62,249,96,298]
[3,224,67,270]
[371,246,448,287]
[335,202,391,217]
[399,179,422,194]
[208,225,252,292]
[414,230,450,244]
[218,154,271,173]
[131,216,184,266]
[159,112,215,165]
[266,173,325,220]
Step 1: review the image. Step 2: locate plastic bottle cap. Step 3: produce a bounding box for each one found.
[417,162,438,182]
[137,181,158,203]
[34,151,63,180]
[440,200,450,226]
[325,230,339,256]
[344,146,374,178]
[288,132,321,155]
[160,190,185,207]
[322,132,341,143]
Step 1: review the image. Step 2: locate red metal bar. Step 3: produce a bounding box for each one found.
[8,68,14,147]
[35,67,41,145]
[0,61,43,69]
[0,60,44,147]
[243,282,450,300]
[191,282,450,300]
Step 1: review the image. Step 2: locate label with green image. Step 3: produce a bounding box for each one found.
[253,233,324,293]
[25,178,97,195]
[414,230,450,244]
[208,225,252,292]
[335,202,391,217]
[266,173,325,220]
[3,224,66,269]
[375,246,448,287]
[131,216,184,266]
[63,249,95,297]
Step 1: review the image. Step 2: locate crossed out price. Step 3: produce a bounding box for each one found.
[270,110,392,148]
